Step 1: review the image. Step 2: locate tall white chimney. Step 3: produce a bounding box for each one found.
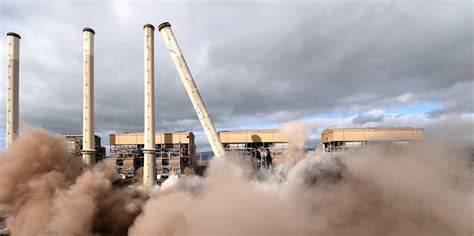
[82,28,96,166]
[143,24,157,186]
[5,32,20,149]
[157,22,226,157]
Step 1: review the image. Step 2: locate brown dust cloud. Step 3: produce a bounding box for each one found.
[0,122,472,236]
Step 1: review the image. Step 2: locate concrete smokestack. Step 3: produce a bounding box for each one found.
[157,22,226,157]
[5,32,20,149]
[81,28,96,166]
[143,24,157,186]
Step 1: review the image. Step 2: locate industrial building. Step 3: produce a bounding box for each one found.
[317,127,424,153]
[219,130,289,169]
[63,134,106,161]
[109,132,196,181]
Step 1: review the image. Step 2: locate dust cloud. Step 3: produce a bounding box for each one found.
[279,120,309,165]
[0,128,145,236]
[0,126,472,236]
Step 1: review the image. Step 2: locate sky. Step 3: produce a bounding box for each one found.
[0,0,472,152]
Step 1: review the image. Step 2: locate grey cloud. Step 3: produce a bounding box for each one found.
[202,3,472,119]
[352,110,385,125]
[426,81,474,118]
[0,2,472,151]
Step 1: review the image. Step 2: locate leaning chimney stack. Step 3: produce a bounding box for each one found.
[143,24,157,186]
[158,22,226,157]
[81,28,96,166]
[5,32,20,149]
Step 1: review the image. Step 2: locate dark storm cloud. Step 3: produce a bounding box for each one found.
[0,1,472,150]
[352,110,384,125]
[202,3,472,121]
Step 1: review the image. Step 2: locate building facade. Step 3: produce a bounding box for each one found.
[318,127,423,153]
[109,132,196,181]
[63,134,106,161]
[219,130,289,169]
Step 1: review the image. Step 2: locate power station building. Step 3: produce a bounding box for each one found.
[109,132,196,181]
[317,127,424,153]
[218,130,289,166]
[63,134,106,161]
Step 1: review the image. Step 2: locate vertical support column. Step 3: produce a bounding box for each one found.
[82,28,96,166]
[143,24,157,186]
[5,32,20,149]
[157,22,226,157]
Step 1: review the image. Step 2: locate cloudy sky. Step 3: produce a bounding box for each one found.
[0,0,472,152]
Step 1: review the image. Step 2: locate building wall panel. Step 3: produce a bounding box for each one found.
[344,130,366,141]
[365,130,390,140]
[110,132,192,145]
[219,130,289,143]
[321,128,423,143]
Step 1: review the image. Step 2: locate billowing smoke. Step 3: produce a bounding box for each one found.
[0,126,472,236]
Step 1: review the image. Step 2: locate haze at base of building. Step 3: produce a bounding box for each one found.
[0,126,471,236]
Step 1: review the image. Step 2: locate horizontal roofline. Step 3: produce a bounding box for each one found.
[110,131,193,136]
[219,129,280,133]
[322,127,423,133]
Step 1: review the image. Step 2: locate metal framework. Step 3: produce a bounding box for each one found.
[223,142,287,160]
[63,134,106,161]
[219,130,289,171]
[109,132,195,182]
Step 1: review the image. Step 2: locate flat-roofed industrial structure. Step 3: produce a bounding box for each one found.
[219,130,289,168]
[109,132,196,181]
[63,134,106,162]
[318,127,423,153]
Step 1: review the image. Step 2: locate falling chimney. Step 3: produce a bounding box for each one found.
[143,24,157,186]
[5,32,20,149]
[81,28,96,166]
[157,22,226,157]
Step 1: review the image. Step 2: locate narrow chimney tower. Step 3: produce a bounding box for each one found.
[81,28,96,166]
[157,22,225,157]
[143,24,157,186]
[5,32,20,149]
